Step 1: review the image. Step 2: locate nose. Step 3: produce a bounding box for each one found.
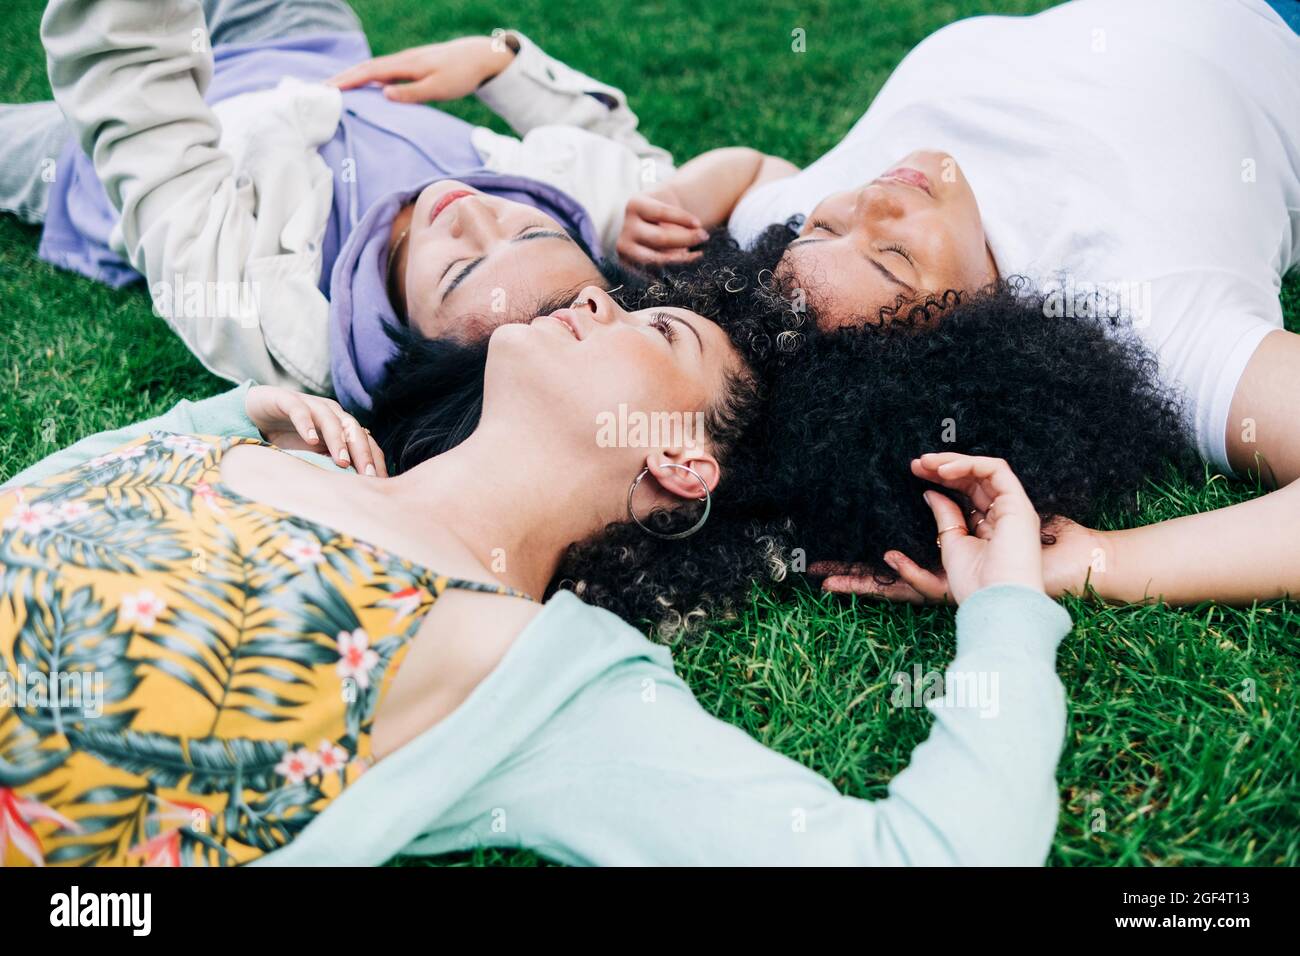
[854,183,907,225]
[448,195,503,244]
[571,285,621,326]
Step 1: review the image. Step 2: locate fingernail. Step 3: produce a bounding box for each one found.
[307,429,318,442]
[922,491,932,505]
[365,464,376,477]
[339,449,350,463]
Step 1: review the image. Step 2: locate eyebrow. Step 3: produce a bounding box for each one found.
[868,257,916,295]
[789,237,916,295]
[666,312,704,353]
[441,229,576,303]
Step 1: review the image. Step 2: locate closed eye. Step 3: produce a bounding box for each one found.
[883,242,914,266]
[650,311,678,344]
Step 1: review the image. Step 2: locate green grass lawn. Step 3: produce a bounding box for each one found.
[2,0,1297,866]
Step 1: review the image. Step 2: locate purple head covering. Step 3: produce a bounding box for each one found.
[327,173,602,414]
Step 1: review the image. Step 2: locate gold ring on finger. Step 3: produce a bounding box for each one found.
[935,525,964,546]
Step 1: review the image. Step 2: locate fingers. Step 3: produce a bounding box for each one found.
[821,554,950,605]
[339,415,380,477]
[912,452,1036,520]
[808,560,867,577]
[630,196,705,233]
[300,400,368,474]
[910,456,992,512]
[282,397,321,448]
[883,550,954,604]
[925,489,970,545]
[621,215,708,252]
[821,571,928,604]
[366,432,388,478]
[615,235,702,267]
[916,452,1029,498]
[327,53,416,90]
[312,407,351,469]
[967,505,994,540]
[382,75,447,103]
[815,552,951,604]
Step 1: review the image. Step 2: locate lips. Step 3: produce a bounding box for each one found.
[430,189,474,223]
[536,311,582,341]
[877,167,933,196]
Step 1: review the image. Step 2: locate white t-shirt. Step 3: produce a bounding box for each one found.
[730,0,1300,472]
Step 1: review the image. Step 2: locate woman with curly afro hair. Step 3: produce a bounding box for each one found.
[612,0,1300,607]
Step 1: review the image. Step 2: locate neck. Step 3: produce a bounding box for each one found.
[378,420,627,601]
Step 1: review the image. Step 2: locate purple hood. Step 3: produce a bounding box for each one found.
[328,173,602,414]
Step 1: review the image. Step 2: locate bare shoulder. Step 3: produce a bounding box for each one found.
[371,588,543,759]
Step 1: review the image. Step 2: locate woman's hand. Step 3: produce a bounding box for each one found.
[326,35,517,103]
[817,512,1105,605]
[245,386,387,477]
[616,188,709,267]
[817,453,1046,605]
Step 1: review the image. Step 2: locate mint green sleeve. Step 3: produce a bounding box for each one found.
[2,382,259,488]
[411,585,1071,866]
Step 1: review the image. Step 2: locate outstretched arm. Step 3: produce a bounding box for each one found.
[328,31,679,253]
[822,331,1300,607]
[1068,329,1300,604]
[328,31,672,171]
[412,456,1071,866]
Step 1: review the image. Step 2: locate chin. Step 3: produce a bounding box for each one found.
[488,320,533,350]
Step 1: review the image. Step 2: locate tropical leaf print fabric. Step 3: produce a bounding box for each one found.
[0,433,505,866]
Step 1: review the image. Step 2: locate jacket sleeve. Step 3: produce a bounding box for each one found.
[470,32,676,253]
[40,0,336,392]
[2,384,258,489]
[474,31,673,174]
[412,585,1071,866]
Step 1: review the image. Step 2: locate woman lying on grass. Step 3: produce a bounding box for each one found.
[615,0,1300,605]
[1,280,1076,867]
[0,240,1196,865]
[5,0,690,410]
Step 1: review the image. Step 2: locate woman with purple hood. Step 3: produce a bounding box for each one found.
[4,0,685,412]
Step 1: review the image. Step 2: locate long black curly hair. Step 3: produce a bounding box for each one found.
[754,278,1197,581]
[366,227,1195,636]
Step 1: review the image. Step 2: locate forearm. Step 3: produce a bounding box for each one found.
[866,585,1068,864]
[663,147,796,228]
[480,585,1070,865]
[1082,481,1300,604]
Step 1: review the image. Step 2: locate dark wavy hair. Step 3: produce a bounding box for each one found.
[749,278,1197,579]
[366,228,1194,636]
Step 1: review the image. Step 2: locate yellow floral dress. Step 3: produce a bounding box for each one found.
[0,432,525,867]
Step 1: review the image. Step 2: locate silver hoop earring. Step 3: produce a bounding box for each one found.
[627,463,712,540]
